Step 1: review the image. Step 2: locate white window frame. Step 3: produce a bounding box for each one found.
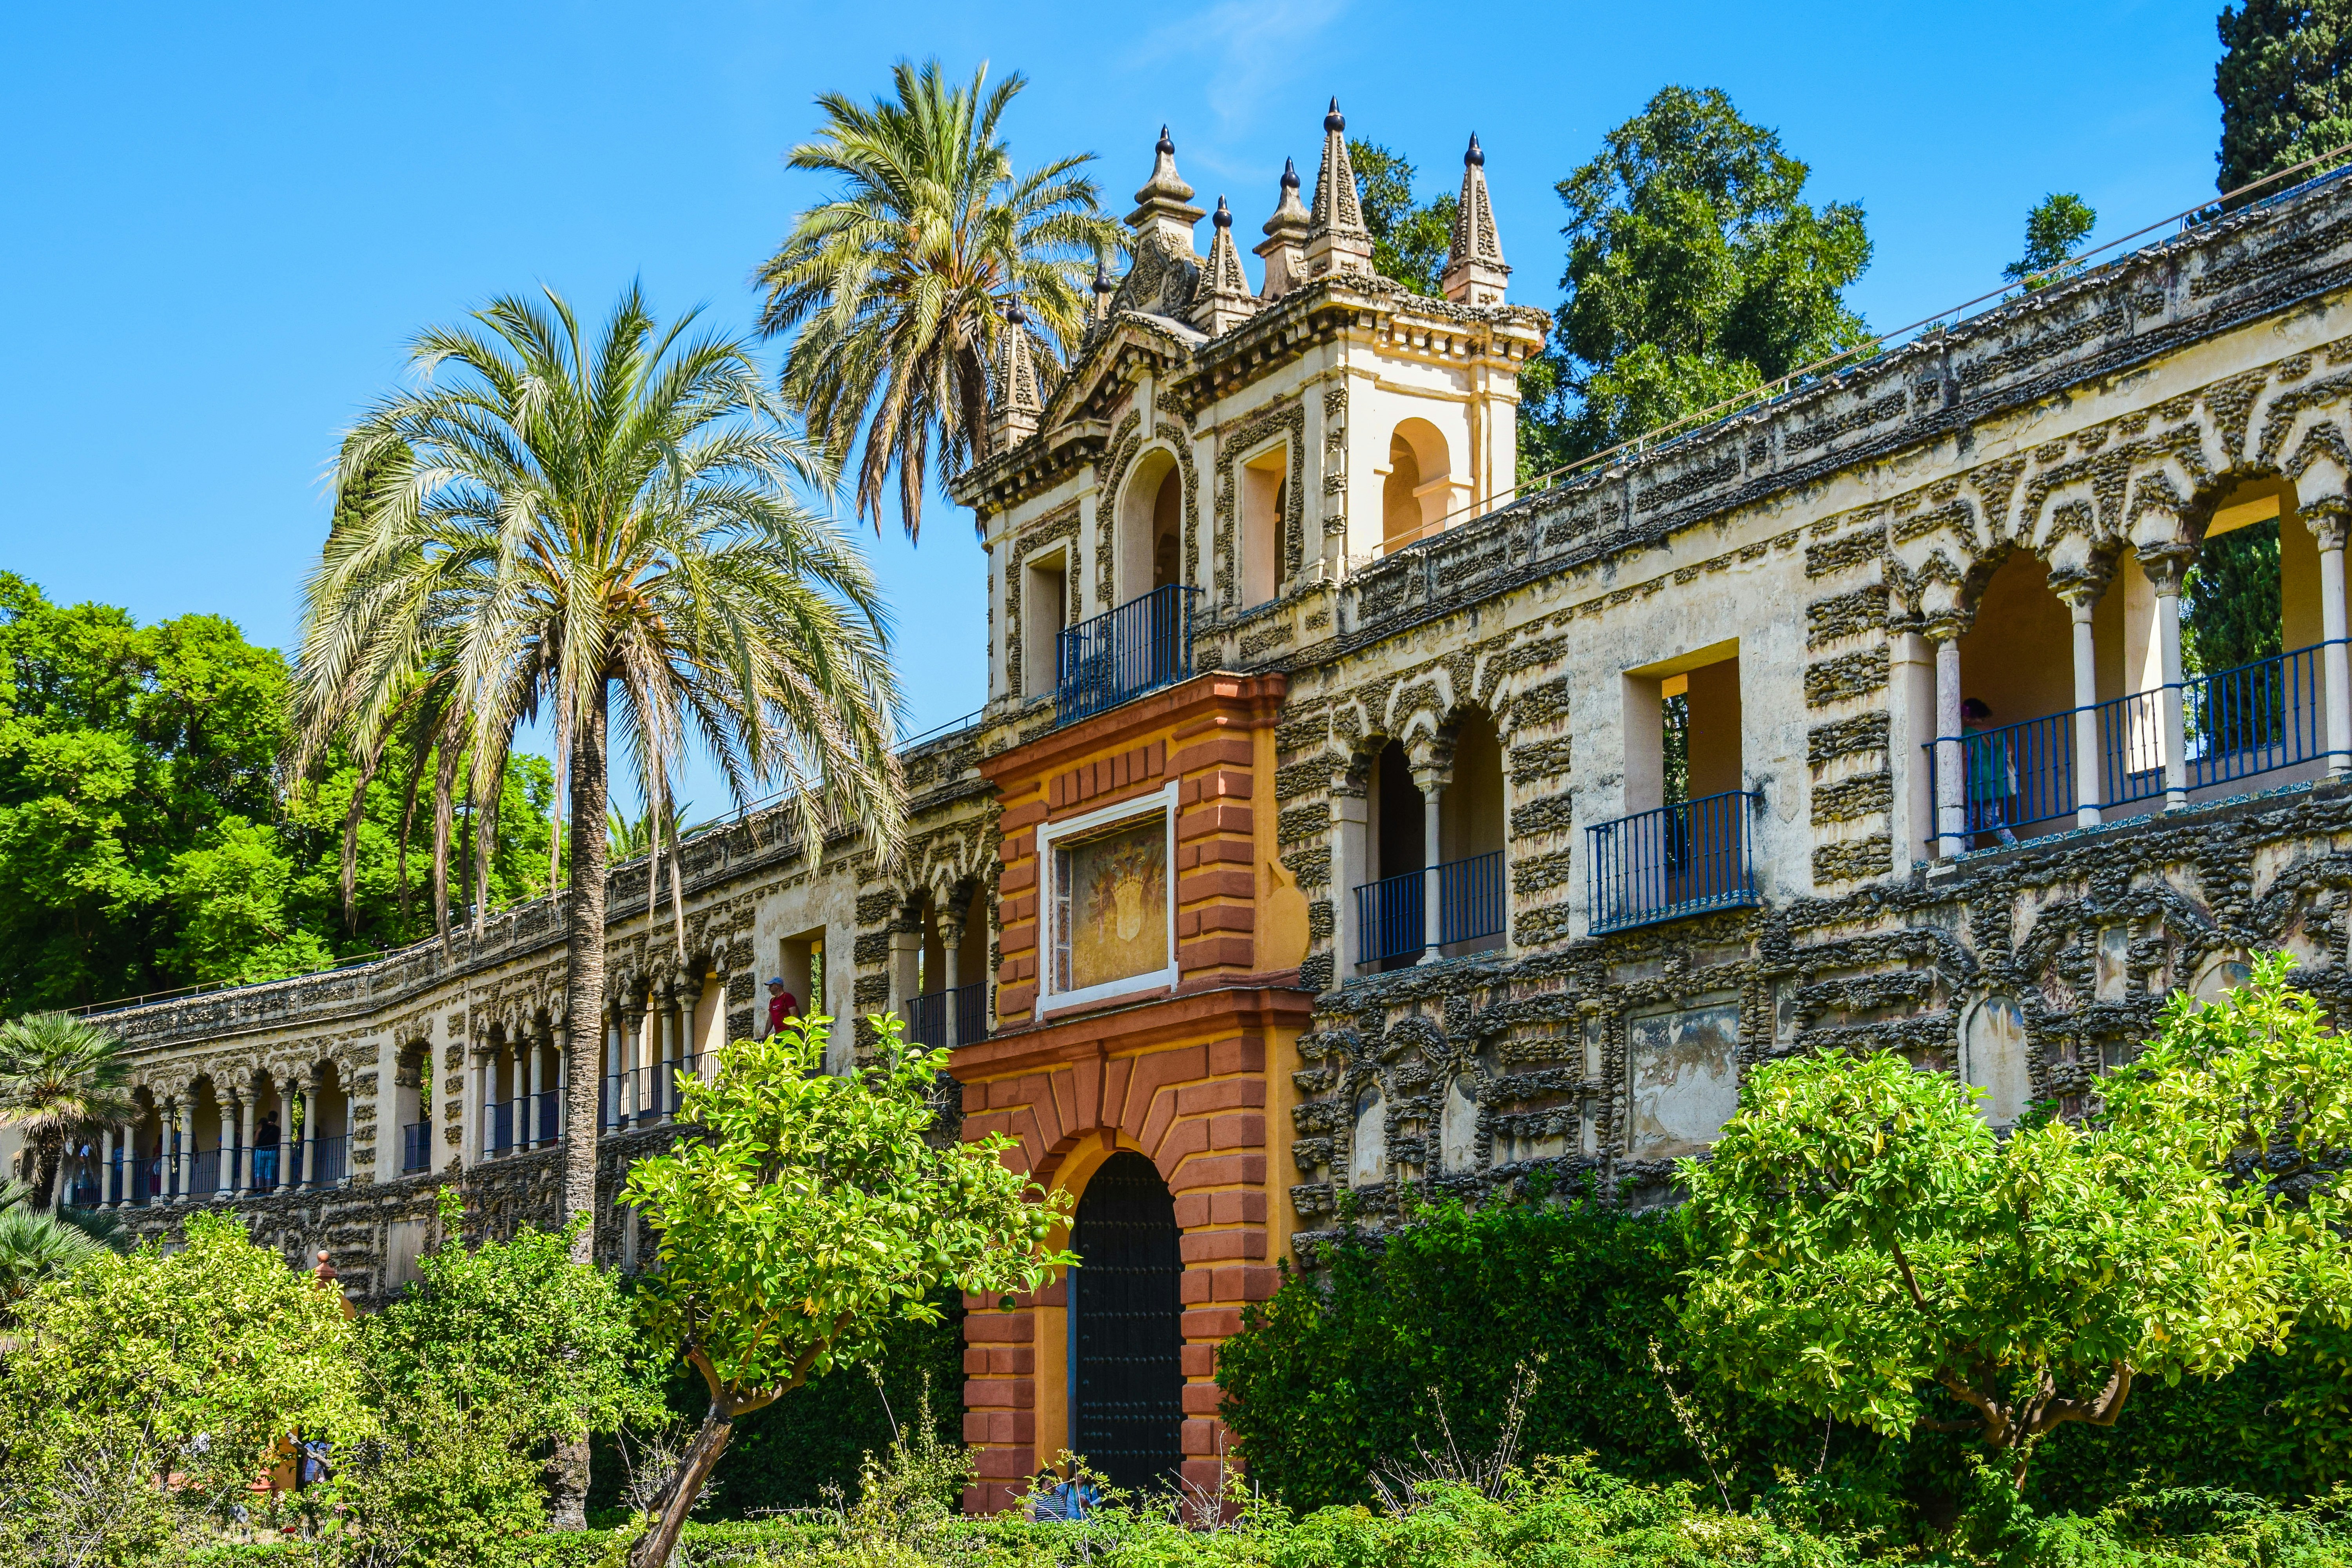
[1037,780,1181,1016]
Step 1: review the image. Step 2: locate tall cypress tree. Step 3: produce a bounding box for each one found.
[2216,1,2352,193]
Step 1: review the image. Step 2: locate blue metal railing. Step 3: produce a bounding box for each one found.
[1587,790,1761,935]
[310,1135,348,1187]
[1352,849,1507,967]
[487,1103,515,1156]
[1927,642,2333,851]
[535,1089,561,1145]
[1057,584,1200,726]
[401,1121,432,1174]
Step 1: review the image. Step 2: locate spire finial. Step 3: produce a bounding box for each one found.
[1156,124,1174,155]
[1128,123,1203,254]
[1213,194,1232,230]
[1258,156,1312,298]
[1193,192,1261,335]
[1441,131,1509,305]
[1004,294,1027,327]
[1281,157,1300,192]
[1324,96,1344,134]
[1306,99,1371,278]
[1093,253,1115,294]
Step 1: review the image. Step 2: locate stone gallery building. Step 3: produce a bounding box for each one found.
[18,99,2352,1513]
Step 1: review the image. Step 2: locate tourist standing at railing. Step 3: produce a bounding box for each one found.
[765,976,797,1037]
[252,1112,280,1189]
[1962,698,2020,848]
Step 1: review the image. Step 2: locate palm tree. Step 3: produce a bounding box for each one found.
[291,284,905,1524]
[0,1012,136,1213]
[756,58,1118,540]
[0,1179,122,1328]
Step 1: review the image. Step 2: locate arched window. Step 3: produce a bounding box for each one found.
[1381,419,1451,552]
[1118,450,1185,604]
[1069,1151,1183,1491]
[1238,444,1286,607]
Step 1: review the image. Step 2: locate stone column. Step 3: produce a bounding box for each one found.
[304,1072,323,1188]
[1331,785,1368,977]
[1415,764,1449,962]
[2062,585,2103,828]
[217,1096,238,1196]
[97,1126,114,1208]
[1932,632,1964,857]
[472,1049,491,1164]
[528,1028,547,1147]
[2145,551,2190,810]
[938,913,965,1050]
[172,1097,192,1202]
[2310,503,2352,778]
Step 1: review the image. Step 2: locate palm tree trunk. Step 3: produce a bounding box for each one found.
[550,681,612,1530]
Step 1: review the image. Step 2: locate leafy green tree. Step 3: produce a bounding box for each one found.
[2004,192,2098,287]
[756,59,1118,539]
[0,1011,133,1211]
[363,1189,661,1445]
[0,1210,365,1563]
[1351,140,1458,297]
[2218,0,2352,194]
[337,1388,550,1568]
[1539,85,1872,463]
[618,1013,1073,1568]
[0,1179,115,1326]
[1680,956,2350,1490]
[2185,519,2285,676]
[300,284,904,1524]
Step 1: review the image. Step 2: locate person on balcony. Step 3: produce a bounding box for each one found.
[765,976,797,1036]
[253,1112,280,1189]
[1962,697,2020,848]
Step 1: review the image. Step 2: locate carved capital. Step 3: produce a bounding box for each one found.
[2136,545,2191,595]
[2305,493,2352,552]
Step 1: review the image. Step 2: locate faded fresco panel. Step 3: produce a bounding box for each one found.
[1626,1002,1741,1160]
[1963,992,2033,1125]
[1055,813,1169,992]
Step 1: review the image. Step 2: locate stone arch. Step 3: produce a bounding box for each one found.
[1116,443,1187,602]
[1347,1080,1388,1187]
[1383,416,1452,550]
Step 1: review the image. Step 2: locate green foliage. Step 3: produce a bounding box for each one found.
[0,572,552,1012]
[2217,0,2352,194]
[363,1189,663,1445]
[338,1390,551,1568]
[758,59,1118,539]
[0,1210,367,1564]
[619,1012,1072,1565]
[2184,519,2285,676]
[1681,956,2350,1485]
[0,1178,115,1325]
[1537,86,1871,464]
[0,1009,134,1208]
[1350,140,1459,297]
[2005,193,2098,287]
[1217,1191,1834,1514]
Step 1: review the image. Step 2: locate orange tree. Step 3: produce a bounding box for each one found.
[618,1013,1071,1567]
[1680,955,2352,1490]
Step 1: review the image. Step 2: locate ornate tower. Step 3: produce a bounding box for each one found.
[1303,98,1372,279]
[1254,158,1310,300]
[1191,196,1261,335]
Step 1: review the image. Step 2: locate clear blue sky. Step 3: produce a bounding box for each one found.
[0,1,2220,813]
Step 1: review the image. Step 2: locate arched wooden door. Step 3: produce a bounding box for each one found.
[1070,1150,1184,1491]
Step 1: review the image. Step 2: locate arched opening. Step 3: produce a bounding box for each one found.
[1437,710,1507,959]
[1238,444,1286,608]
[250,1071,287,1194]
[1381,419,1451,552]
[906,886,990,1050]
[1118,449,1185,604]
[187,1078,224,1198]
[308,1061,350,1187]
[117,1090,162,1205]
[1068,1151,1183,1492]
[1352,713,1508,974]
[1361,738,1424,973]
[1951,552,2076,849]
[395,1042,432,1176]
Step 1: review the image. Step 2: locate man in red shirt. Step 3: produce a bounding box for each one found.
[765,976,796,1036]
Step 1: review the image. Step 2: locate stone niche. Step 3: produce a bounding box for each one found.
[1962,992,2033,1126]
[1626,999,1741,1160]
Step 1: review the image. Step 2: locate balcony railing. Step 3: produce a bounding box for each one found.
[906,982,991,1050]
[534,1088,562,1145]
[112,1152,165,1205]
[603,1054,701,1131]
[189,1148,222,1197]
[1352,849,1508,967]
[954,980,989,1047]
[1927,642,2332,849]
[1587,789,1761,935]
[309,1134,348,1187]
[249,1140,284,1193]
[1057,584,1200,726]
[401,1120,432,1174]
[486,1102,515,1157]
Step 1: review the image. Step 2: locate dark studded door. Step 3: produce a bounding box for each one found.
[1071,1151,1184,1492]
